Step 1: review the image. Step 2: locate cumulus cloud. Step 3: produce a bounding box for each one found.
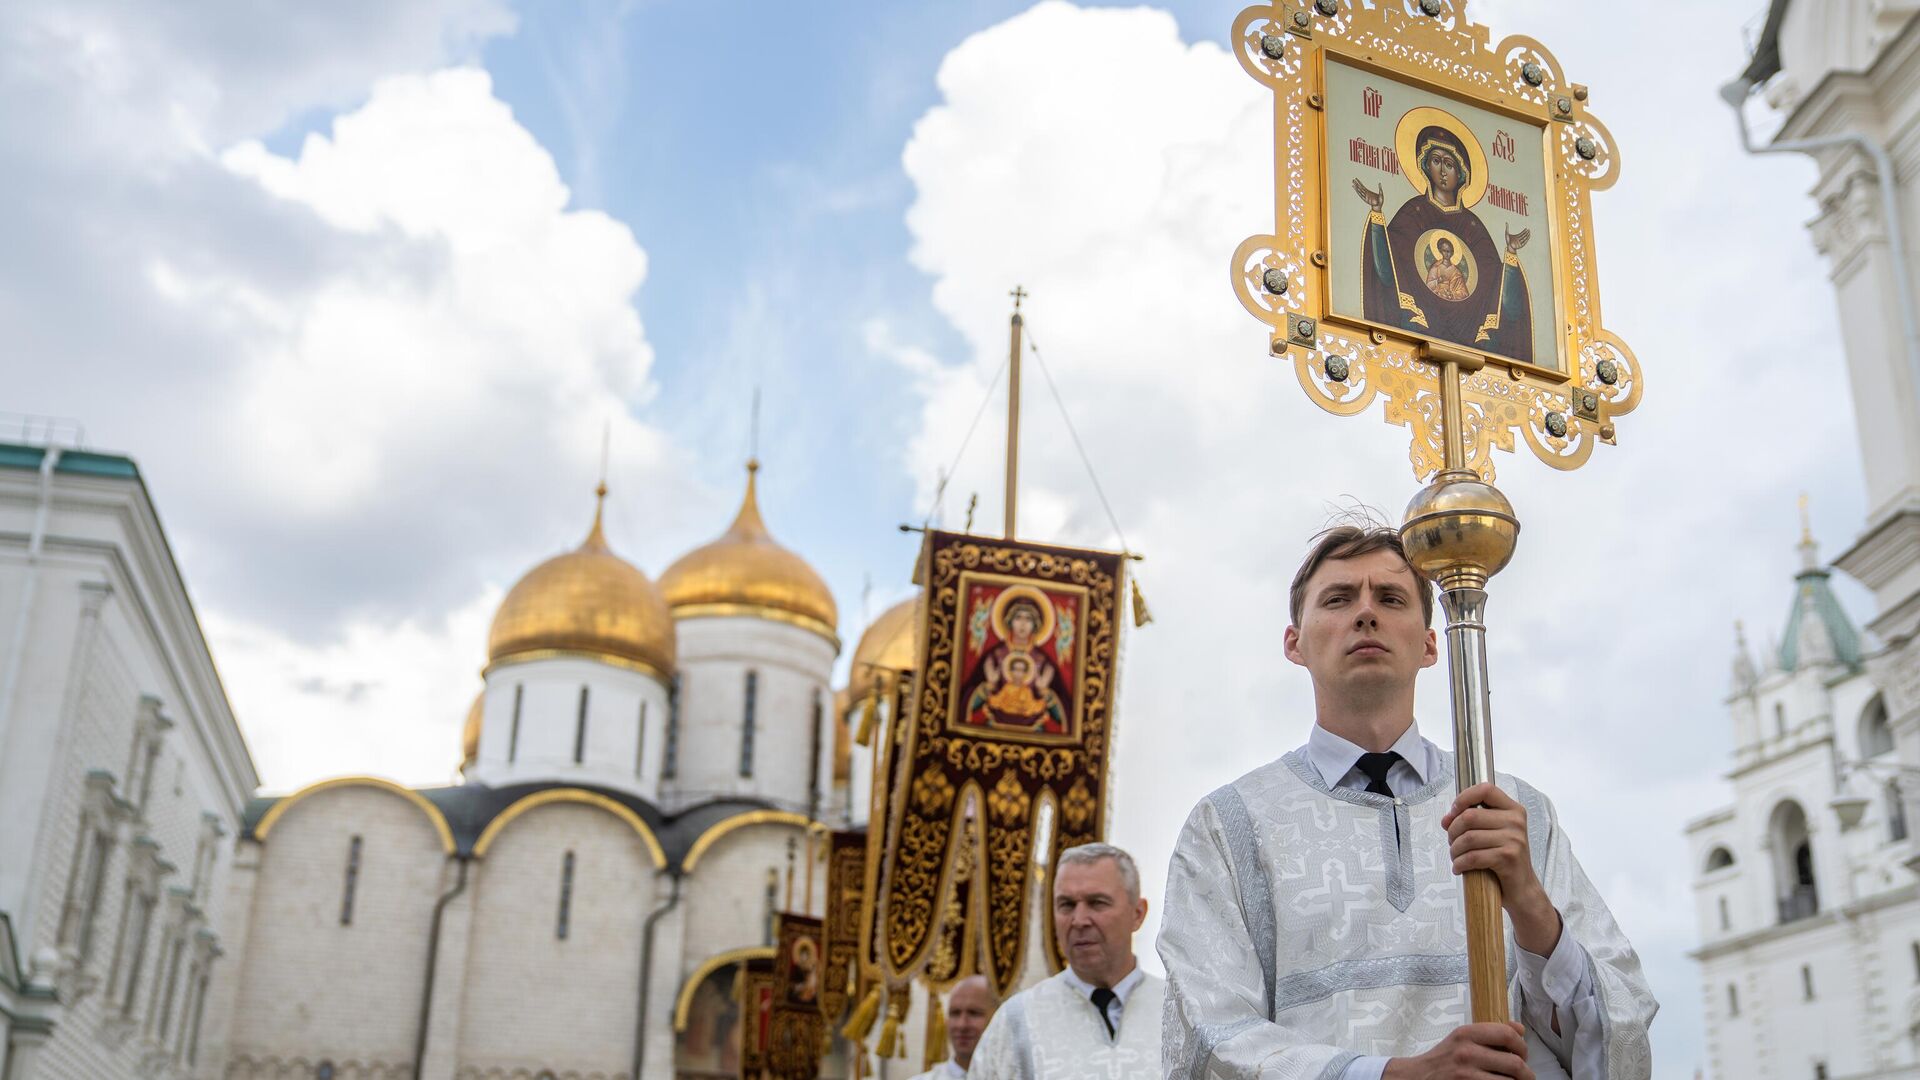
[2,3,699,790]
[891,3,1859,1074]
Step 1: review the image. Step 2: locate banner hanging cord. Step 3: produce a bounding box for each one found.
[920,354,1010,531]
[1020,323,1131,557]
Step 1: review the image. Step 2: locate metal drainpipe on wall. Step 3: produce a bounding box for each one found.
[0,446,62,759]
[1722,76,1920,421]
[413,857,470,1080]
[632,870,683,1079]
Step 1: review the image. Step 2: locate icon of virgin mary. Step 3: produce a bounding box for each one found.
[1351,106,1535,363]
[960,586,1072,734]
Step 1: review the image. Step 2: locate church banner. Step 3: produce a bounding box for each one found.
[820,830,866,1027]
[738,956,776,1078]
[860,673,917,981]
[878,531,1126,995]
[768,913,825,1079]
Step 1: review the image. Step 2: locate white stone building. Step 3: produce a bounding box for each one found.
[1689,2,1920,1077]
[0,443,260,1079]
[0,442,929,1079]
[204,461,907,1080]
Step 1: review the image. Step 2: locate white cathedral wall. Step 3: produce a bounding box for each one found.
[679,823,819,973]
[223,786,451,1076]
[453,801,662,1078]
[470,655,670,801]
[0,463,253,1080]
[664,617,836,813]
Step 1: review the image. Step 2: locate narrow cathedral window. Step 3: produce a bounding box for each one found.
[1816,1064,1829,1080]
[574,686,590,764]
[186,969,210,1065]
[1890,782,1909,842]
[740,670,759,778]
[1774,703,1787,738]
[340,835,362,926]
[807,691,824,812]
[137,740,161,811]
[635,700,648,777]
[120,892,156,1015]
[1727,984,1738,1016]
[1801,964,1814,1000]
[1717,896,1729,932]
[663,675,682,780]
[1911,941,1920,982]
[557,850,576,940]
[509,683,524,763]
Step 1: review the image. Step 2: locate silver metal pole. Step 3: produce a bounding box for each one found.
[1439,586,1496,790]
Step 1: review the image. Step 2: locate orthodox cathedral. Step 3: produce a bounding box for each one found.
[0,449,915,1079]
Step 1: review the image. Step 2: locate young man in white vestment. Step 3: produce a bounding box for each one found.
[909,975,997,1080]
[970,843,1164,1078]
[1159,526,1657,1079]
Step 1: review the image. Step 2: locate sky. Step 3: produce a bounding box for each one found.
[0,0,1868,1075]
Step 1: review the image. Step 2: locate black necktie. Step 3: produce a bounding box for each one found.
[1355,751,1402,796]
[1089,986,1117,1038]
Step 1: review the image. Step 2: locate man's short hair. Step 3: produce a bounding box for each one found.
[1288,525,1435,627]
[1056,842,1140,902]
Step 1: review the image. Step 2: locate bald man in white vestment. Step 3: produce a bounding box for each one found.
[970,843,1163,1079]
[1159,526,1657,1080]
[909,975,996,1080]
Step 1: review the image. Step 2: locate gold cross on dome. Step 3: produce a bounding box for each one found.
[1010,285,1027,311]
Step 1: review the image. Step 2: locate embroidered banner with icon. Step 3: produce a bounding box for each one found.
[738,956,776,1078]
[768,913,825,1079]
[877,531,1126,995]
[820,830,866,1028]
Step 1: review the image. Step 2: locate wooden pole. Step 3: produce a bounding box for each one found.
[1004,286,1026,540]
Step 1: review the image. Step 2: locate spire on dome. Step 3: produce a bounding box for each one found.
[725,458,771,541]
[1775,514,1863,673]
[1730,621,1759,697]
[1796,492,1817,572]
[583,479,610,551]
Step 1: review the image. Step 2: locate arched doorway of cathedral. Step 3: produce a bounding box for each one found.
[670,947,853,1079]
[1768,799,1818,923]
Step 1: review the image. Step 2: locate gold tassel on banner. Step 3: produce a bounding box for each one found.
[853,682,881,747]
[923,990,948,1067]
[842,984,882,1043]
[1130,576,1153,628]
[875,983,911,1059]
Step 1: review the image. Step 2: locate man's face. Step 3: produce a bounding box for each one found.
[1284,548,1437,698]
[1052,857,1148,987]
[946,976,995,1066]
[1425,149,1461,197]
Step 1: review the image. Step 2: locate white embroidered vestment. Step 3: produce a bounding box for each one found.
[970,969,1164,1079]
[1158,750,1657,1079]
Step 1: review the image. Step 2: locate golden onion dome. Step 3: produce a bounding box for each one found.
[659,461,839,643]
[460,692,483,767]
[844,595,920,708]
[487,486,676,679]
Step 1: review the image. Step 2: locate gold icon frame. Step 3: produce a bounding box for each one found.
[1230,0,1642,479]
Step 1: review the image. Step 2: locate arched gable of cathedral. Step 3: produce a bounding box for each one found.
[680,809,811,872]
[251,775,456,853]
[472,787,667,867]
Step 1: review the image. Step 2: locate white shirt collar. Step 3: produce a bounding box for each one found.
[1059,961,1144,1004]
[1305,721,1431,789]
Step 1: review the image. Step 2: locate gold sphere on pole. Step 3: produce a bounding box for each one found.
[1399,469,1520,592]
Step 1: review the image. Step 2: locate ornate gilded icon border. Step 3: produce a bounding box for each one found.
[1229,0,1641,479]
[876,531,1123,997]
